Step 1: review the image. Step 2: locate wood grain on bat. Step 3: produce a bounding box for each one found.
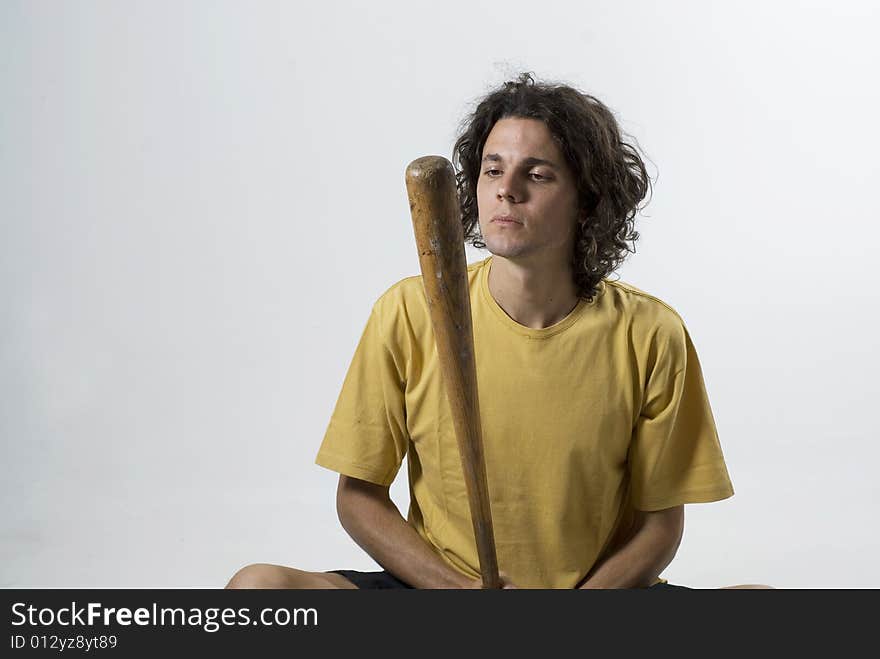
[405,155,500,589]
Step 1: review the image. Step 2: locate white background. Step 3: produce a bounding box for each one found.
[2,0,878,588]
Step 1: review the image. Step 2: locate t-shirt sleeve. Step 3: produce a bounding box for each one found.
[628,321,734,511]
[315,299,409,486]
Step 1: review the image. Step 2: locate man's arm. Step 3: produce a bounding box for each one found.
[578,505,684,589]
[336,475,481,589]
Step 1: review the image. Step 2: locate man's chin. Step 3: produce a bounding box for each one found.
[484,240,528,260]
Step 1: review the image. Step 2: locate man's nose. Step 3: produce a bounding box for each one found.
[497,175,521,202]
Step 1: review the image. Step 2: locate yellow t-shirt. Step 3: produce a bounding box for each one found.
[316,256,733,588]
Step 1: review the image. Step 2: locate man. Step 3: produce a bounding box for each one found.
[227,73,763,589]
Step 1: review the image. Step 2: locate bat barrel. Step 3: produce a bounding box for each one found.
[405,155,501,589]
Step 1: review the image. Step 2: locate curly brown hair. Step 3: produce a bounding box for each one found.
[452,73,651,302]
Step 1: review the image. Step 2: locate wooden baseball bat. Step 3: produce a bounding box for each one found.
[405,155,500,590]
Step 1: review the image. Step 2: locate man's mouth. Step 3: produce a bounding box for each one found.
[491,215,523,224]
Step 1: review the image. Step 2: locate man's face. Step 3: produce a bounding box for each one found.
[476,117,580,265]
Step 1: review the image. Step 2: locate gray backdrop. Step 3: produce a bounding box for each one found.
[2,0,878,587]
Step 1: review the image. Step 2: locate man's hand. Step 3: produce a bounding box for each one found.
[336,474,491,589]
[463,572,518,589]
[579,504,684,589]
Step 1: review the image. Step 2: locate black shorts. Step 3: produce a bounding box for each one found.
[328,570,691,590]
[328,570,414,589]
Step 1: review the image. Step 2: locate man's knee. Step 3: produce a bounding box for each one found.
[226,563,289,589]
[720,584,776,589]
[225,563,355,589]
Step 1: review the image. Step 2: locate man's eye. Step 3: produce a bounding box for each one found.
[530,173,547,181]
[484,169,501,176]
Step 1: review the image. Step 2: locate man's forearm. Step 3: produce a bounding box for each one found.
[337,477,475,589]
[579,509,683,589]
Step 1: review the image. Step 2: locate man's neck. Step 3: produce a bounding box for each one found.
[487,255,580,330]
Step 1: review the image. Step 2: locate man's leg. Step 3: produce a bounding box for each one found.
[225,564,358,589]
[719,584,775,589]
